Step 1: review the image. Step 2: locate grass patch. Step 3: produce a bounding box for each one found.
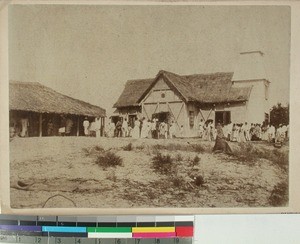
[152,153,174,175]
[268,181,288,207]
[175,153,183,162]
[152,143,209,154]
[95,151,122,169]
[191,144,206,153]
[83,145,104,156]
[123,143,133,151]
[234,142,289,171]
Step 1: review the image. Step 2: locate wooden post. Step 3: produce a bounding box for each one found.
[100,117,103,137]
[103,117,105,137]
[39,113,42,137]
[76,116,80,136]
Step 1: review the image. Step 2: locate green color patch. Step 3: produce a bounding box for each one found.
[87,227,132,233]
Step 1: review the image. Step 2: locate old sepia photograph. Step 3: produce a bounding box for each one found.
[7,3,290,210]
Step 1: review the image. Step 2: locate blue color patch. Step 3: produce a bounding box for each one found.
[42,226,87,233]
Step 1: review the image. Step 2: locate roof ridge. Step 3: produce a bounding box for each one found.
[184,71,234,77]
[9,80,43,86]
[127,78,154,82]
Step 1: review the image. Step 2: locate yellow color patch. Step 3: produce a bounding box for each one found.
[132,227,175,233]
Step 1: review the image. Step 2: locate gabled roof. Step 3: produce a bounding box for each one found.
[114,70,252,108]
[10,81,106,117]
[113,78,153,108]
[184,72,252,103]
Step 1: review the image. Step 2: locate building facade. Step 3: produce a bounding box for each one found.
[113,52,270,137]
[10,81,106,137]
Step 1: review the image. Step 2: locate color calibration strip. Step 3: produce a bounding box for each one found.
[0,215,194,244]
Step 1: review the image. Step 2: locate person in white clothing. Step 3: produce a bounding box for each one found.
[20,117,29,137]
[83,117,90,136]
[122,118,129,137]
[169,121,176,139]
[94,117,101,138]
[132,118,140,139]
[268,124,275,143]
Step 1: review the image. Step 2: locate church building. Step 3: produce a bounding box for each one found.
[113,50,270,137]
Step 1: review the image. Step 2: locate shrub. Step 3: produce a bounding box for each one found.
[171,175,186,188]
[270,149,289,172]
[95,151,122,169]
[94,145,104,152]
[191,144,206,153]
[192,155,201,166]
[135,144,145,150]
[152,153,174,175]
[234,142,258,163]
[123,143,133,151]
[234,143,289,171]
[175,153,183,162]
[268,181,288,207]
[83,146,104,156]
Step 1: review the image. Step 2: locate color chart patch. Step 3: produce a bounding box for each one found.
[0,215,194,244]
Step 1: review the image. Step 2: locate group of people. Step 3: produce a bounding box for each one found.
[82,117,102,137]
[105,116,289,147]
[106,117,178,139]
[9,117,30,138]
[198,119,289,145]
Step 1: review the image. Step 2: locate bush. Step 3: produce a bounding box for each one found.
[171,175,186,188]
[175,153,183,162]
[191,144,206,153]
[193,155,201,165]
[123,143,133,151]
[269,181,288,206]
[234,142,258,163]
[94,145,104,152]
[234,142,289,171]
[152,153,174,175]
[95,151,123,169]
[270,149,289,172]
[83,145,104,156]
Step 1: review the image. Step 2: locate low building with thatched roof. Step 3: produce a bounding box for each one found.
[10,81,106,137]
[113,51,270,137]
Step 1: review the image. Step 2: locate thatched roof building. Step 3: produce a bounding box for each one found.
[114,70,252,108]
[113,67,269,137]
[10,81,106,137]
[10,81,105,117]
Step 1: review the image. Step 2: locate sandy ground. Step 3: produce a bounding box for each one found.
[10,137,288,208]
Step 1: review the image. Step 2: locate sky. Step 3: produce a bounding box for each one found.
[9,4,290,115]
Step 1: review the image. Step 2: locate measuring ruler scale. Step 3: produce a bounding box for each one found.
[0,215,194,244]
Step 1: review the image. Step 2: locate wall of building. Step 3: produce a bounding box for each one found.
[141,77,187,135]
[143,78,182,104]
[234,79,269,124]
[198,102,247,125]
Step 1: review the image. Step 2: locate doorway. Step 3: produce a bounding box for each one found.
[152,112,170,123]
[215,111,231,125]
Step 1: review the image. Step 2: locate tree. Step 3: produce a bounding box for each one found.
[270,103,289,128]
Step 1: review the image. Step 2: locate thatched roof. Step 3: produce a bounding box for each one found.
[113,78,153,108]
[10,81,106,117]
[114,70,252,108]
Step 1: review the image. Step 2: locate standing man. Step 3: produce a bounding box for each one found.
[65,117,74,136]
[83,117,90,136]
[115,118,122,137]
[20,116,29,137]
[95,117,101,138]
[122,118,129,137]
